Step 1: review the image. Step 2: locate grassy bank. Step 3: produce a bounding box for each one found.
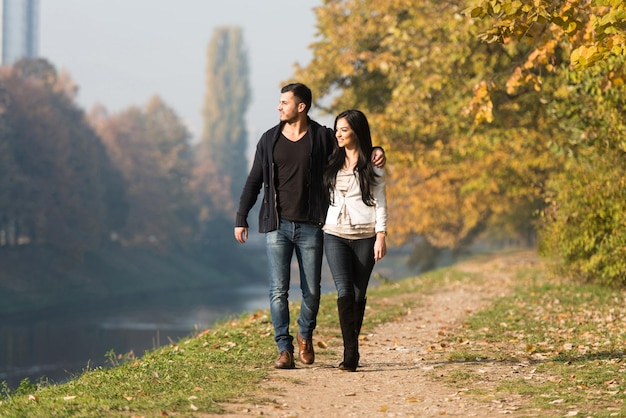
[0,244,266,317]
[2,250,625,416]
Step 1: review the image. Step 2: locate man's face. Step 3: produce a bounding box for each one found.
[277,92,302,123]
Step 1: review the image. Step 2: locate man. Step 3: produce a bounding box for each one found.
[234,83,384,369]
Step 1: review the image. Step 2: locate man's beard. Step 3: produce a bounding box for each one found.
[280,113,299,124]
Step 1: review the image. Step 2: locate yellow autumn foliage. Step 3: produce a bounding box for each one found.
[293,0,565,251]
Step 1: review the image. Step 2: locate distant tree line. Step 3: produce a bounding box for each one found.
[0,26,250,263]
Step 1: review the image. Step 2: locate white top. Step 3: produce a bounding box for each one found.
[323,166,387,239]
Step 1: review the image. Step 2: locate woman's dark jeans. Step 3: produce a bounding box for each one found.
[323,233,376,302]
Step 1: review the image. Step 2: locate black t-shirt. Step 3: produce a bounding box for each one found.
[274,132,311,222]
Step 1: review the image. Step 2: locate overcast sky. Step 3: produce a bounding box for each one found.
[39,0,329,148]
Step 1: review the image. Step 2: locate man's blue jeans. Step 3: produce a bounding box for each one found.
[266,220,322,353]
[323,233,376,302]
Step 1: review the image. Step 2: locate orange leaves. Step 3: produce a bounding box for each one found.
[504,39,558,95]
[91,97,195,249]
[465,80,494,124]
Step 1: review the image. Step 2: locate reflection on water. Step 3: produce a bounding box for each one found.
[0,284,269,389]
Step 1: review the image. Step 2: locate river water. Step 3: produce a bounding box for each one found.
[0,283,272,389]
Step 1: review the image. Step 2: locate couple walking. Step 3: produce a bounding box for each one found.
[234,83,387,372]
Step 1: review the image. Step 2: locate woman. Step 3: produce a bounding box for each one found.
[323,109,387,372]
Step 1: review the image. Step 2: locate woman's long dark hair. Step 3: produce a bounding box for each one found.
[324,109,379,206]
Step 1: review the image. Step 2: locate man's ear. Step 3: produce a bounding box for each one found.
[298,102,307,113]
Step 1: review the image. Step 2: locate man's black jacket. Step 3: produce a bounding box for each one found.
[235,118,335,233]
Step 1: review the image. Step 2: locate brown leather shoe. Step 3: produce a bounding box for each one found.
[297,333,315,364]
[274,350,295,369]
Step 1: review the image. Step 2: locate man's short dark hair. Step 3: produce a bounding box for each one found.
[281,83,312,113]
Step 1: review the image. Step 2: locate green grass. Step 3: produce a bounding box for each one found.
[1,313,274,416]
[4,250,626,417]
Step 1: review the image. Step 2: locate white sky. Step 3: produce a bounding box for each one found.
[39,0,331,150]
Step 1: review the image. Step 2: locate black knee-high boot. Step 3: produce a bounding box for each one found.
[354,297,367,363]
[354,297,367,337]
[337,296,358,371]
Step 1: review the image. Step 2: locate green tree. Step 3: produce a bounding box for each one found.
[196,26,251,217]
[537,57,626,286]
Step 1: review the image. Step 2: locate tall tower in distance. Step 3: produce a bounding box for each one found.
[0,0,38,66]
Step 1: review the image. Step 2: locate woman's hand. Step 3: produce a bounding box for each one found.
[371,147,386,168]
[374,232,387,262]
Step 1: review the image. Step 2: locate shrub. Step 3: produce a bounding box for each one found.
[539,151,626,287]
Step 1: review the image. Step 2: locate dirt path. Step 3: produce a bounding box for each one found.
[220,252,537,417]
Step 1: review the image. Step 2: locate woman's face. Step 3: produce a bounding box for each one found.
[335,118,357,149]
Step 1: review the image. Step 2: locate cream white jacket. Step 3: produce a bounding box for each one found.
[324,166,387,233]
